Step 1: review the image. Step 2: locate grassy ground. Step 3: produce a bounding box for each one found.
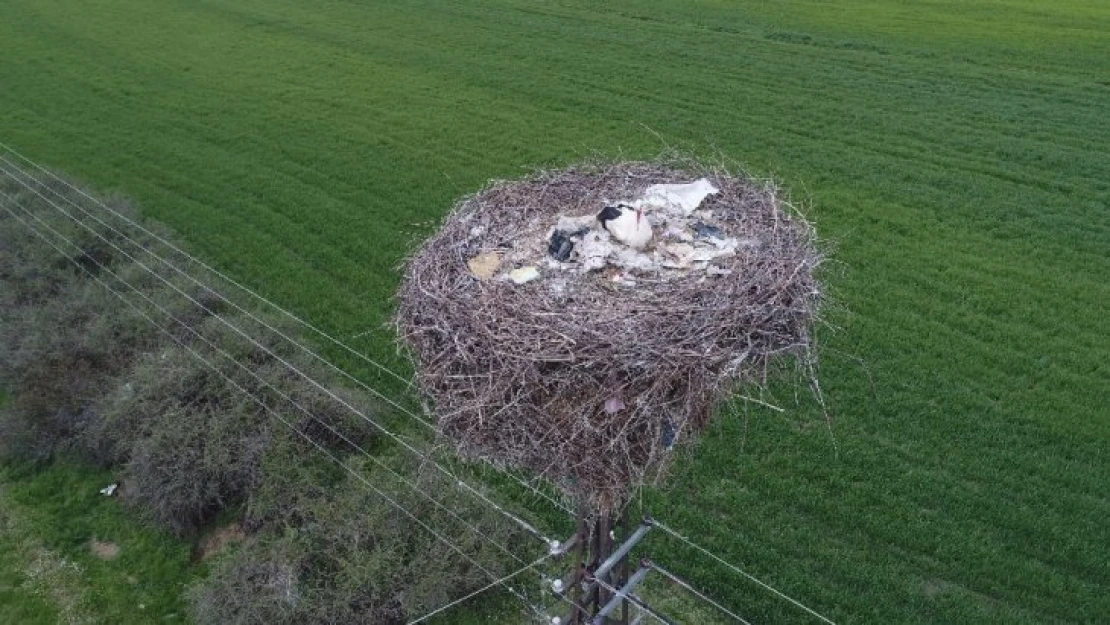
[1,0,1107,622]
[0,463,195,624]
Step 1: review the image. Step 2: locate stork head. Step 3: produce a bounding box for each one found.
[597,204,623,224]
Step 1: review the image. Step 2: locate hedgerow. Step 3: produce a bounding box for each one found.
[1,175,524,624]
[88,314,376,536]
[0,181,169,463]
[191,452,530,625]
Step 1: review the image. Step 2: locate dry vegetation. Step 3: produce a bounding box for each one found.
[0,174,533,624]
[398,160,823,510]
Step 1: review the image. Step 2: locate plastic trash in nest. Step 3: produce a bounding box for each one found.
[548,277,569,296]
[509,266,540,284]
[577,230,614,273]
[608,270,637,287]
[636,178,719,216]
[546,218,594,264]
[604,395,626,414]
[492,178,741,286]
[467,252,502,280]
[555,214,595,233]
[662,225,694,243]
[691,221,724,241]
[548,231,575,262]
[660,243,695,269]
[613,248,656,272]
[661,418,677,450]
[690,247,733,263]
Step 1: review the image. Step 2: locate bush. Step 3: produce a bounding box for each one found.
[2,174,376,535]
[191,453,533,625]
[189,534,304,625]
[0,265,161,462]
[84,313,378,536]
[0,176,151,306]
[105,354,272,535]
[0,178,195,463]
[2,171,535,625]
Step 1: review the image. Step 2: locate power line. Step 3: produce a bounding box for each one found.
[648,562,752,625]
[3,179,595,622]
[0,141,569,512]
[0,161,560,545]
[406,554,551,625]
[2,147,832,625]
[650,519,835,624]
[0,146,575,519]
[0,180,560,609]
[0,194,555,622]
[0,187,526,562]
[0,140,415,389]
[590,575,673,625]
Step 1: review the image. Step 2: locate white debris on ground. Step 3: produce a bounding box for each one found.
[467,178,759,287]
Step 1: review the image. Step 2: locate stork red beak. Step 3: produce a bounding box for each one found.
[636,208,643,225]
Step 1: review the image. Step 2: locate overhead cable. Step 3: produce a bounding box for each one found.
[0,146,574,518]
[0,161,560,544]
[0,194,553,622]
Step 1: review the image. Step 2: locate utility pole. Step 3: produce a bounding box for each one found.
[552,505,654,625]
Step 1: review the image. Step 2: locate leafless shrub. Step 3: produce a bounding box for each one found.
[0,216,165,461]
[0,174,138,305]
[0,174,201,463]
[191,454,533,625]
[1,173,377,536]
[2,168,551,622]
[89,314,377,536]
[188,534,303,625]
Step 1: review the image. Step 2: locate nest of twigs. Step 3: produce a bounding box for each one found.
[396,160,823,510]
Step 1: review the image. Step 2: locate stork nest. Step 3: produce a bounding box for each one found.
[396,160,824,510]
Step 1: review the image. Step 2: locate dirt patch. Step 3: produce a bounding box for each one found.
[195,523,245,561]
[89,539,120,561]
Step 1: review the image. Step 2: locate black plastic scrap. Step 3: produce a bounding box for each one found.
[548,230,576,262]
[661,418,677,450]
[691,221,723,240]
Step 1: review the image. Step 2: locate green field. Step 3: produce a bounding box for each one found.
[0,463,194,624]
[1,0,1108,623]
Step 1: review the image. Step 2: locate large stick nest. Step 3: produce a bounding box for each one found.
[396,160,823,510]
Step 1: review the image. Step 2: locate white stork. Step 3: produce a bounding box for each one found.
[597,203,653,249]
